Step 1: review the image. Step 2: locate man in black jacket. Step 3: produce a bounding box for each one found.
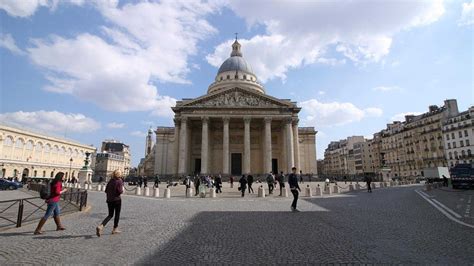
[288,167,301,212]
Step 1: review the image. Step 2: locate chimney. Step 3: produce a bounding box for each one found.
[429,105,438,112]
[405,115,415,122]
[444,99,459,118]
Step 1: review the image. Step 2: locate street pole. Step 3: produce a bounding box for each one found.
[69,158,73,182]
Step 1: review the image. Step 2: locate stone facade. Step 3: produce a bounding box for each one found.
[0,125,96,181]
[442,106,473,167]
[94,140,131,180]
[145,40,317,177]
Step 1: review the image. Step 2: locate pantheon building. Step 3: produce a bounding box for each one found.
[141,40,317,177]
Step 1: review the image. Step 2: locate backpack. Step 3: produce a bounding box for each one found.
[39,181,51,199]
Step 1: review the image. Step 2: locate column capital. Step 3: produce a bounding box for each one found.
[292,118,299,126]
[284,117,292,124]
[264,117,272,123]
[243,116,251,124]
[180,116,188,123]
[222,116,230,123]
[201,116,209,123]
[173,118,181,126]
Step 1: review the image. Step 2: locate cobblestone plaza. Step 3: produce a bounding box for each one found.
[1,184,473,264]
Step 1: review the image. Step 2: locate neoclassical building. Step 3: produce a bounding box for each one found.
[147,40,317,177]
[0,124,96,181]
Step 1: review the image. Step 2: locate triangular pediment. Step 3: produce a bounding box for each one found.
[178,87,294,108]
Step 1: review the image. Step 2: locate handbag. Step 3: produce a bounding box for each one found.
[237,186,241,191]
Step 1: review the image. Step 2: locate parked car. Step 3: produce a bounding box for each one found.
[0,178,24,190]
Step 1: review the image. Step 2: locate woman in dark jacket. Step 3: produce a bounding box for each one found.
[96,170,124,237]
[239,175,247,197]
[34,172,68,235]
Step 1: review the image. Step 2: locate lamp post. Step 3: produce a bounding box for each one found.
[69,158,73,182]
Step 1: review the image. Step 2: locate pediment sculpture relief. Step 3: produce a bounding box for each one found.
[191,90,281,108]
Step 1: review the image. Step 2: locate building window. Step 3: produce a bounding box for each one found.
[449,152,452,159]
[462,150,466,157]
[452,133,455,139]
[235,74,238,79]
[448,143,451,149]
[468,150,472,156]
[460,140,464,147]
[454,151,458,159]
[15,139,24,149]
[464,130,468,137]
[453,142,457,148]
[446,134,450,140]
[467,139,470,146]
[220,76,223,81]
[459,131,463,138]
[226,75,230,79]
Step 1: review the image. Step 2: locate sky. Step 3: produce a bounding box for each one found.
[0,0,473,167]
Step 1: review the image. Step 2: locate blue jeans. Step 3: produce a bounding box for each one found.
[44,202,61,219]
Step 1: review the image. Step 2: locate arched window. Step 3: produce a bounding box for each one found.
[74,149,79,157]
[15,139,24,149]
[50,171,54,178]
[35,142,43,152]
[4,136,13,146]
[25,140,34,150]
[461,150,466,157]
[59,146,65,155]
[454,151,458,159]
[243,75,247,80]
[42,171,46,177]
[468,150,472,156]
[226,75,230,79]
[44,144,51,153]
[52,145,59,154]
[448,152,452,159]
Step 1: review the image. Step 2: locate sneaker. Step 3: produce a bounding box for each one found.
[96,225,103,237]
[292,208,300,212]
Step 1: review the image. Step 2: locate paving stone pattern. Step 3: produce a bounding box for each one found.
[0,185,473,264]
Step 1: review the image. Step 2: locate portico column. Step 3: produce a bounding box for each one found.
[285,117,294,172]
[201,117,209,174]
[243,117,251,174]
[292,118,300,171]
[173,118,180,176]
[178,117,188,175]
[264,117,272,173]
[222,117,230,175]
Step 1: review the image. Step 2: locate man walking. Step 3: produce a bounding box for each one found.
[299,170,304,184]
[288,167,301,212]
[247,174,254,193]
[365,175,372,193]
[215,175,223,193]
[266,172,275,194]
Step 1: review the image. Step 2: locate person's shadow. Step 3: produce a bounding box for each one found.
[34,234,95,240]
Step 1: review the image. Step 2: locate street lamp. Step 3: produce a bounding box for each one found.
[69,158,73,182]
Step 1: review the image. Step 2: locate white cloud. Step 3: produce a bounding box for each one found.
[0,34,25,55]
[0,0,84,17]
[300,99,383,127]
[26,1,221,117]
[0,110,100,133]
[459,1,474,26]
[208,1,444,82]
[107,122,125,129]
[372,86,402,92]
[318,91,326,95]
[130,130,146,138]
[391,112,423,122]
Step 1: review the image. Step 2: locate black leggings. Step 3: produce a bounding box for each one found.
[101,200,121,228]
[291,189,299,209]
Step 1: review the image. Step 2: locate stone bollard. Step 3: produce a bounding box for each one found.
[315,186,323,196]
[390,181,394,187]
[102,185,106,192]
[144,187,150,196]
[210,188,216,198]
[355,183,360,190]
[325,185,332,195]
[164,188,171,198]
[333,185,339,194]
[305,185,312,197]
[83,184,88,190]
[258,186,265,198]
[77,184,82,189]
[97,184,102,191]
[349,184,355,191]
[371,183,376,190]
[154,187,160,197]
[282,187,289,197]
[136,187,142,196]
[186,188,193,198]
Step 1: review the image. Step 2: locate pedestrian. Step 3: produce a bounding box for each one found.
[239,175,247,197]
[278,171,286,196]
[184,175,192,196]
[96,169,124,237]
[138,176,143,188]
[143,176,148,188]
[288,167,301,212]
[247,174,254,193]
[194,175,200,196]
[442,175,448,187]
[215,175,222,193]
[34,172,68,235]
[154,175,160,188]
[266,172,275,194]
[365,175,372,193]
[299,170,304,184]
[230,176,234,188]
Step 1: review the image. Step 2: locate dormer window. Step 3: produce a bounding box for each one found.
[243,75,247,80]
[227,75,230,79]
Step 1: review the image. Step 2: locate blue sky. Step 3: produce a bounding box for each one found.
[1,0,473,167]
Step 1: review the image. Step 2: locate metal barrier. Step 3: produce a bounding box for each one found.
[0,190,88,230]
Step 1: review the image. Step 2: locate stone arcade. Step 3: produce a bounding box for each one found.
[141,40,317,177]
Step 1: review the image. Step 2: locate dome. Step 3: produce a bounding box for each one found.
[217,40,255,75]
[217,56,254,75]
